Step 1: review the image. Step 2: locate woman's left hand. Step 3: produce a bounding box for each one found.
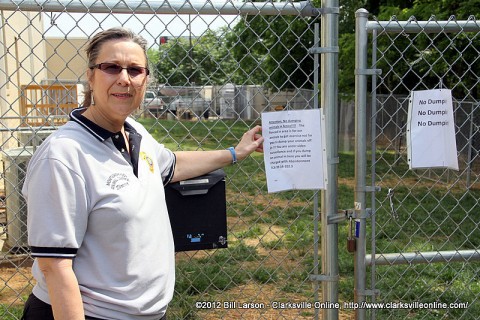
[235,125,264,161]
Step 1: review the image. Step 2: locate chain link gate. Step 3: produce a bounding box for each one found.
[355,9,480,320]
[0,1,347,319]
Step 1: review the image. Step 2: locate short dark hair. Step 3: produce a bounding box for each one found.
[82,27,149,107]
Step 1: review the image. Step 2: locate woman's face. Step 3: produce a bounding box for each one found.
[87,39,148,121]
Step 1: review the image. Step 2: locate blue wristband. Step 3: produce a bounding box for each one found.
[227,147,237,164]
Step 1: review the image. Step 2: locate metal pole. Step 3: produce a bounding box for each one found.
[354,8,369,320]
[0,10,8,148]
[321,0,339,319]
[369,27,379,320]
[0,0,321,17]
[366,19,480,33]
[313,23,321,320]
[366,249,480,266]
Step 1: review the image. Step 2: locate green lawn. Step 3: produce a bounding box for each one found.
[143,118,479,319]
[1,118,478,319]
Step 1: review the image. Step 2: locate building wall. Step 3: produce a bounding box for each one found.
[44,37,88,83]
[0,10,46,148]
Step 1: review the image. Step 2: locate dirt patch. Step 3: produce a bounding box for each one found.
[0,266,34,306]
[226,189,312,209]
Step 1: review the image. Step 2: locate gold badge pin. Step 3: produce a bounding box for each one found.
[140,151,155,173]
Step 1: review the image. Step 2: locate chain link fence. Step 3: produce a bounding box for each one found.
[3,2,478,320]
[356,11,480,320]
[0,1,330,319]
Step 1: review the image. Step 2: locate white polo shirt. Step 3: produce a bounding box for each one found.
[23,108,176,320]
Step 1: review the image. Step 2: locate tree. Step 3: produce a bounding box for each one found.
[150,0,477,98]
[153,29,234,87]
[225,2,320,90]
[337,0,479,98]
[373,0,480,98]
[154,37,193,86]
[190,28,235,85]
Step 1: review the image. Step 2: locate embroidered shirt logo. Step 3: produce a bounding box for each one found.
[106,173,130,190]
[140,151,155,173]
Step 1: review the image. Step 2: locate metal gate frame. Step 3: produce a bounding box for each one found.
[354,8,480,320]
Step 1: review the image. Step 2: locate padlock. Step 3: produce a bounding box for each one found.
[347,216,356,253]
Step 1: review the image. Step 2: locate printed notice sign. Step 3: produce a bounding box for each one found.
[262,109,327,193]
[407,89,458,170]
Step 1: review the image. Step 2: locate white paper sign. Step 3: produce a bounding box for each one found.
[262,109,327,193]
[407,89,458,170]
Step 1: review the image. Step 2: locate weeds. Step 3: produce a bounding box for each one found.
[144,119,479,319]
[3,119,477,319]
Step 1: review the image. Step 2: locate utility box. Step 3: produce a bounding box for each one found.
[165,169,227,252]
[2,147,34,252]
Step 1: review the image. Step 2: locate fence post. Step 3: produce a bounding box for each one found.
[321,0,339,319]
[354,8,369,320]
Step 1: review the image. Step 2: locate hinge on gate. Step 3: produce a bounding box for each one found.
[309,46,339,54]
[355,68,382,76]
[319,7,340,15]
[309,274,339,282]
[355,289,381,297]
[366,186,381,192]
[301,5,339,17]
[355,185,381,193]
[328,157,340,165]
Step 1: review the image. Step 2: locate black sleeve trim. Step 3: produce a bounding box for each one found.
[30,246,78,258]
[163,153,176,186]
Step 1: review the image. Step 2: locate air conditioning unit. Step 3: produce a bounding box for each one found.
[2,147,34,252]
[16,130,54,147]
[218,84,237,119]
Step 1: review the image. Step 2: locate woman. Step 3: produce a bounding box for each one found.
[22,27,263,320]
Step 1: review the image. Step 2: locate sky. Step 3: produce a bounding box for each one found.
[43,11,238,46]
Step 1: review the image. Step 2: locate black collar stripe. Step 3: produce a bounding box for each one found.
[70,107,114,141]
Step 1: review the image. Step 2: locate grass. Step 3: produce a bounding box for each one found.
[2,118,478,319]
[234,225,263,239]
[1,307,23,320]
[140,118,479,320]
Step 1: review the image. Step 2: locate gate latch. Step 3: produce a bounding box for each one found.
[387,188,398,219]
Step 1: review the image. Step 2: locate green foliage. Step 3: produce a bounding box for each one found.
[252,267,278,284]
[174,243,257,297]
[337,0,480,96]
[372,0,480,98]
[192,28,237,85]
[0,306,23,320]
[176,262,244,295]
[142,118,255,150]
[155,29,235,86]
[235,225,263,239]
[170,241,259,320]
[167,296,200,320]
[374,262,480,319]
[284,219,315,255]
[139,116,480,319]
[150,2,320,90]
[202,242,259,265]
[338,33,356,96]
[261,238,285,250]
[148,0,479,97]
[225,12,318,90]
[154,37,192,86]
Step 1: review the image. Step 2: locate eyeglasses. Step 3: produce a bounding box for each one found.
[90,63,150,78]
